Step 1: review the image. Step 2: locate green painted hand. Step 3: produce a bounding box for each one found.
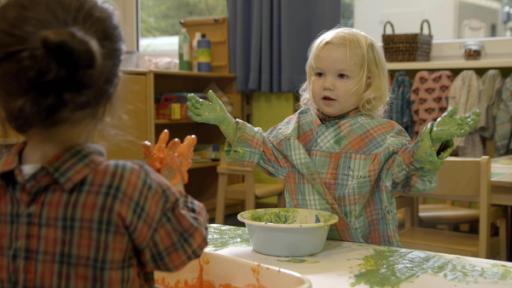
[430,107,480,146]
[188,90,237,141]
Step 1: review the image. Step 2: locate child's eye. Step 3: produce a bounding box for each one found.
[314,72,324,77]
[338,73,349,79]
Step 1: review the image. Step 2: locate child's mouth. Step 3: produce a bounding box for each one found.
[322,96,336,101]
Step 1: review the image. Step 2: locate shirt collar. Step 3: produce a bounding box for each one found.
[316,107,361,123]
[0,143,24,174]
[0,142,106,191]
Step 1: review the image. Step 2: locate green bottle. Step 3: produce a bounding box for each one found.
[179,28,191,71]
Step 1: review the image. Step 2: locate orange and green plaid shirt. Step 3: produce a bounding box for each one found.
[226,107,443,246]
[0,143,208,287]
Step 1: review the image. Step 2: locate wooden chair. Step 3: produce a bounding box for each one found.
[397,156,508,260]
[417,199,480,231]
[215,162,285,224]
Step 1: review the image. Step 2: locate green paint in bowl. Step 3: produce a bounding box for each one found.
[237,208,339,257]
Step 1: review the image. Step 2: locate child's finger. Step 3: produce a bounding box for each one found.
[156,129,170,150]
[444,106,458,118]
[187,93,202,105]
[188,110,203,121]
[188,98,204,110]
[166,138,181,155]
[207,90,223,107]
[142,141,153,160]
[182,135,197,150]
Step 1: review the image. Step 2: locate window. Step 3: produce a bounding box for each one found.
[139,0,227,54]
[119,0,350,54]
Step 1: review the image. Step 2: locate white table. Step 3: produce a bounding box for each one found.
[491,155,512,205]
[207,224,512,288]
[491,155,512,261]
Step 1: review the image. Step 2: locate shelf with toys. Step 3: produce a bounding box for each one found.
[96,68,243,215]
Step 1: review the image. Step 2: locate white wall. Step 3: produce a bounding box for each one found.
[354,0,458,42]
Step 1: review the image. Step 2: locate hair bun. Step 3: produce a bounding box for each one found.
[39,28,100,71]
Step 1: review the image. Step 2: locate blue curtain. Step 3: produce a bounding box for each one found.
[228,0,341,93]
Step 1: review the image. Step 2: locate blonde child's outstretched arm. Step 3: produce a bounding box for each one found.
[188,90,288,178]
[386,107,480,193]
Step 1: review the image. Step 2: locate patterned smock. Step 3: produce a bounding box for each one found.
[226,107,444,246]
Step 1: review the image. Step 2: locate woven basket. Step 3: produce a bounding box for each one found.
[382,19,433,62]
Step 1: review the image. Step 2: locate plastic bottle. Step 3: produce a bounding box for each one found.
[178,28,191,71]
[197,33,212,72]
[192,32,201,72]
[210,144,220,161]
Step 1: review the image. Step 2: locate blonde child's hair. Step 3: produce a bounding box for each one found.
[299,27,389,116]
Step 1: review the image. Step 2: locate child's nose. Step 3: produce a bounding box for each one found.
[323,77,334,90]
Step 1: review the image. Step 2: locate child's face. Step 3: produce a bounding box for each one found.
[310,43,362,117]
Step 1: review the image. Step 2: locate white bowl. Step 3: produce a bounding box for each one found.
[154,251,311,288]
[237,208,339,257]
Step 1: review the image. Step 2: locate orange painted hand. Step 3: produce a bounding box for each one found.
[174,134,197,184]
[143,129,197,187]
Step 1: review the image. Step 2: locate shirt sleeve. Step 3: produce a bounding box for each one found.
[224,119,289,179]
[381,124,445,194]
[121,164,208,274]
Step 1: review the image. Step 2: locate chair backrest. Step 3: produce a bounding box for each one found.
[430,156,490,203]
[399,156,491,257]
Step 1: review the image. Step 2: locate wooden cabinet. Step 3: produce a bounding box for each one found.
[97,69,243,215]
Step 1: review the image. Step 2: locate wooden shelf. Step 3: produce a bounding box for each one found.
[387,59,512,70]
[106,69,241,218]
[155,119,195,125]
[151,69,235,79]
[191,161,219,170]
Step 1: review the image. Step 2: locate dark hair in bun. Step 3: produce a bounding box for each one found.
[36,28,100,93]
[0,0,123,133]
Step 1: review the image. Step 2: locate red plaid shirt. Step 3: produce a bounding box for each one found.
[0,143,208,287]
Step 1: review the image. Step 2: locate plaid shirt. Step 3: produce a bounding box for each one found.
[0,143,208,287]
[226,107,441,246]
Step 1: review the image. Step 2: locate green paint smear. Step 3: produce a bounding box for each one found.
[248,208,298,224]
[277,258,320,264]
[352,247,512,288]
[207,224,251,251]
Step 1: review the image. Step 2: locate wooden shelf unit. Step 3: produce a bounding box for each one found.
[97,69,243,216]
[387,59,512,80]
[387,59,512,71]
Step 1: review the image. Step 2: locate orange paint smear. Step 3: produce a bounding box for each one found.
[155,255,267,288]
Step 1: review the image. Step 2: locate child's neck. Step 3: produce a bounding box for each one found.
[317,107,359,123]
[22,122,95,165]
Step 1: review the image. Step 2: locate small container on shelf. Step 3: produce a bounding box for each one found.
[155,94,174,120]
[463,41,483,60]
[210,144,220,161]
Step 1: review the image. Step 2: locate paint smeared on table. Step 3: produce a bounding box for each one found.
[352,247,512,288]
[207,224,251,251]
[155,253,267,288]
[277,258,320,264]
